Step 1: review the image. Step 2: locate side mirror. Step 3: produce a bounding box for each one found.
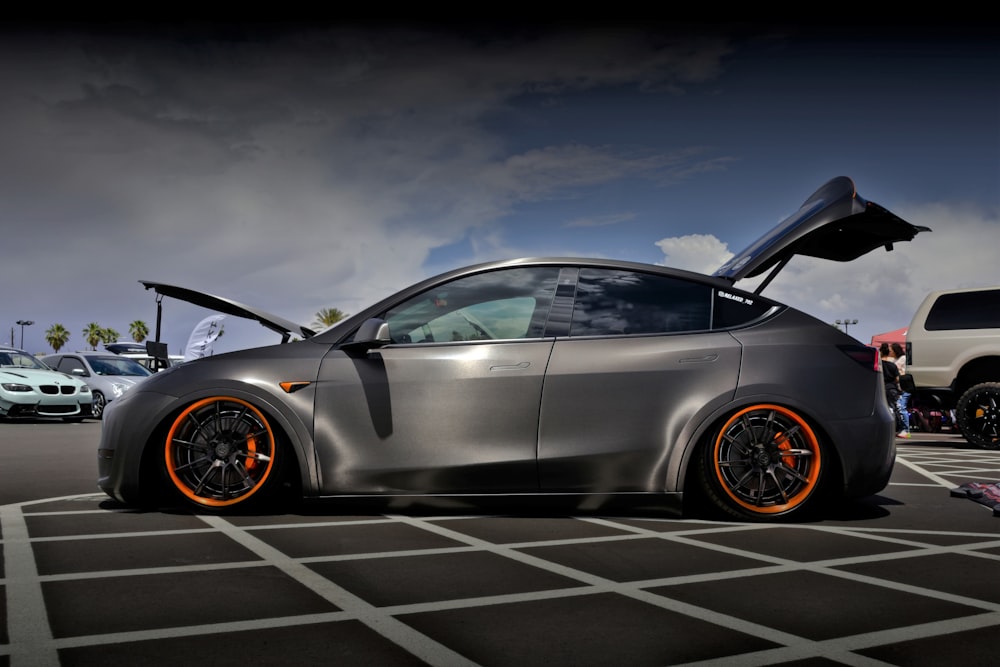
[342,318,392,352]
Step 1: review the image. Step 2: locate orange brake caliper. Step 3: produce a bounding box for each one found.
[244,436,258,470]
[774,432,795,468]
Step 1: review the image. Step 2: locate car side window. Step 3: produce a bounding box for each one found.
[57,357,88,376]
[925,289,1000,330]
[569,268,711,336]
[382,267,560,344]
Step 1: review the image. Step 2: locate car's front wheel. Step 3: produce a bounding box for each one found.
[956,382,1000,449]
[698,404,825,521]
[91,391,107,419]
[163,396,281,510]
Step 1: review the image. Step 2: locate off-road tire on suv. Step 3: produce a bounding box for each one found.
[955,382,1000,450]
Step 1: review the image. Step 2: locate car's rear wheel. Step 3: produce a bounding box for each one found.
[164,396,280,509]
[91,391,107,419]
[956,382,1000,450]
[698,404,825,521]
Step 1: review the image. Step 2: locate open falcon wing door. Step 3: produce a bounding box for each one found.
[713,176,930,295]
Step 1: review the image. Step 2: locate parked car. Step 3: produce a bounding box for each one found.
[104,342,184,373]
[41,352,152,419]
[98,177,929,521]
[117,353,186,373]
[902,286,1000,448]
[0,346,93,421]
[104,342,148,355]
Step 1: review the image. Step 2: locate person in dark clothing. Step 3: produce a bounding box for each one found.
[879,342,904,436]
[891,342,912,437]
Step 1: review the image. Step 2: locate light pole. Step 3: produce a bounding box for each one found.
[836,318,858,335]
[15,320,34,349]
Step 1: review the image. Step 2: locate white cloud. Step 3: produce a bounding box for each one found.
[654,234,734,273]
[1,25,741,354]
[649,202,1000,344]
[1,24,994,358]
[711,204,1000,344]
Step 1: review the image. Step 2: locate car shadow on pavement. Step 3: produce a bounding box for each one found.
[97,490,894,523]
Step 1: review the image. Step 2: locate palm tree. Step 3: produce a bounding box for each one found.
[45,323,71,353]
[82,323,103,350]
[313,307,348,329]
[100,327,120,346]
[129,320,149,343]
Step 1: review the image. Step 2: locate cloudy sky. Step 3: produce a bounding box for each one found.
[2,19,998,356]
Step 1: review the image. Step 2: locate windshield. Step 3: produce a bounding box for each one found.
[0,351,51,370]
[88,356,154,377]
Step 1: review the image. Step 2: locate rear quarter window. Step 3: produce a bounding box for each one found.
[925,289,1000,330]
[712,288,778,329]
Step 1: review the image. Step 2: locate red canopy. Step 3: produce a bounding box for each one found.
[870,327,907,346]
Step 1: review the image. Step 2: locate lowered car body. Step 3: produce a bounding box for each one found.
[98,177,929,521]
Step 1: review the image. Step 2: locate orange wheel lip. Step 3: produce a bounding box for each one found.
[713,404,821,515]
[165,396,276,508]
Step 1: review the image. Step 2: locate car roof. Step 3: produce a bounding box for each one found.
[45,352,129,359]
[105,342,147,353]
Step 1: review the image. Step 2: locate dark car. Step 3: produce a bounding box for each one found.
[98,177,929,521]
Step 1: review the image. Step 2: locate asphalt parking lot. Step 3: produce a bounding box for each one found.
[3,430,1000,666]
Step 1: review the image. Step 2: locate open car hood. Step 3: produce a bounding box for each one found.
[712,176,930,293]
[140,281,316,342]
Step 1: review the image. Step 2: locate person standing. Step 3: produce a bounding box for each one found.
[892,342,912,438]
[879,343,904,437]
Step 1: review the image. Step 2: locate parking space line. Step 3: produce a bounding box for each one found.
[5,445,1000,667]
[894,454,965,487]
[196,513,479,667]
[0,504,59,667]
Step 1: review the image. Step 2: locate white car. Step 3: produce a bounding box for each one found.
[41,352,152,419]
[0,346,93,421]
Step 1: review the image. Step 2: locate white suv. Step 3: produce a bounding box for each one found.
[904,286,1000,448]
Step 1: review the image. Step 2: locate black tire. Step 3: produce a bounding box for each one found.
[91,391,107,419]
[697,404,826,522]
[162,396,284,510]
[956,382,1000,450]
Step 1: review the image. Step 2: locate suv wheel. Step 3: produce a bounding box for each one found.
[956,382,1000,449]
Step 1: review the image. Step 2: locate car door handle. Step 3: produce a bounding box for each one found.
[679,354,719,364]
[490,362,531,371]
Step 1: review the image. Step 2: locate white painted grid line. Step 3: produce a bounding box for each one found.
[2,442,1000,666]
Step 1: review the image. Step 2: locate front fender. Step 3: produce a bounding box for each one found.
[99,379,318,505]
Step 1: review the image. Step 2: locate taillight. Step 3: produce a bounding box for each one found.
[838,344,880,371]
[905,341,912,365]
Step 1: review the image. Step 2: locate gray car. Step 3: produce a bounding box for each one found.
[42,352,152,419]
[98,176,929,521]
